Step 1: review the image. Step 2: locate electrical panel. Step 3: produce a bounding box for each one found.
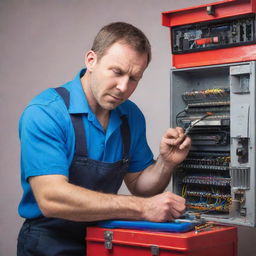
[163,0,256,226]
[171,62,256,226]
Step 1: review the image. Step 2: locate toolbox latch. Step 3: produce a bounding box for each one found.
[104,230,113,249]
[151,245,159,256]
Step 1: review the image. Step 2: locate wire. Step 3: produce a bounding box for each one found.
[175,109,187,126]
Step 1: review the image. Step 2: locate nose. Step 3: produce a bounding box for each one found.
[116,76,129,93]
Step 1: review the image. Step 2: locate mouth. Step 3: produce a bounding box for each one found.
[109,94,123,103]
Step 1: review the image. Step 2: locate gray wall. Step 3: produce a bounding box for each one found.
[0,0,255,255]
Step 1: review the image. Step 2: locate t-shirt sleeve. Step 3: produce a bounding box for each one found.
[19,104,71,180]
[127,103,154,172]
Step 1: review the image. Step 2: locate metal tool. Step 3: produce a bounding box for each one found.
[174,213,205,225]
[184,112,214,135]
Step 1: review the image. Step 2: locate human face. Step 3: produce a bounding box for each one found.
[85,42,148,112]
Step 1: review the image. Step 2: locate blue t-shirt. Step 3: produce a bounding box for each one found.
[18,69,154,219]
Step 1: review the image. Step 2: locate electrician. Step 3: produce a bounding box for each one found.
[17,22,191,256]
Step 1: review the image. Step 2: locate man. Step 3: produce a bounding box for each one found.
[17,22,191,255]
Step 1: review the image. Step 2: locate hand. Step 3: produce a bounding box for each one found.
[141,191,185,222]
[159,127,191,167]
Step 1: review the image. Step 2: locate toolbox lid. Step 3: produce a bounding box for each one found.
[87,225,237,253]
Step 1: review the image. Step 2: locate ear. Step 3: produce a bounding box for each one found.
[84,50,97,72]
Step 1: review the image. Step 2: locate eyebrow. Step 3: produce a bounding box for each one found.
[111,66,143,80]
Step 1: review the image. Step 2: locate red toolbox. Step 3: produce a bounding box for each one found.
[86,225,237,256]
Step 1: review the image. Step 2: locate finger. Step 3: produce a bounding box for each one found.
[164,127,186,139]
[178,136,192,150]
[171,201,186,214]
[162,137,182,146]
[174,202,186,213]
[166,206,185,221]
[170,208,183,219]
[176,126,186,136]
[165,128,188,144]
[165,192,186,211]
[164,128,180,140]
[163,135,186,146]
[172,126,189,145]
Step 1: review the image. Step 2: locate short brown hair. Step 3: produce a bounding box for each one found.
[91,22,151,65]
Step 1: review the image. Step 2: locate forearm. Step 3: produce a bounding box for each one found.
[30,175,144,222]
[126,155,176,197]
[128,127,191,197]
[45,183,144,222]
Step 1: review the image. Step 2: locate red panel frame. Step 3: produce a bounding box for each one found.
[162,0,256,68]
[162,0,255,27]
[171,44,256,69]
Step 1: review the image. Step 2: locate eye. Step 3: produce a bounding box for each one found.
[112,68,123,76]
[129,76,138,82]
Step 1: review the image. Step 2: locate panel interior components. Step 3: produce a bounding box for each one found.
[171,14,256,54]
[171,62,256,226]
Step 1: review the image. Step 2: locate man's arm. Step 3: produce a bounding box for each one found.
[29,173,185,222]
[124,127,191,196]
[29,174,142,222]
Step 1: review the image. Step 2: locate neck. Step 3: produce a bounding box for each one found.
[81,72,110,130]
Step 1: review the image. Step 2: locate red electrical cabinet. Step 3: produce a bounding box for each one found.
[86,225,237,256]
[162,0,256,68]
[162,0,256,228]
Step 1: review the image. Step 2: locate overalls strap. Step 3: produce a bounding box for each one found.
[55,87,87,156]
[120,115,130,160]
